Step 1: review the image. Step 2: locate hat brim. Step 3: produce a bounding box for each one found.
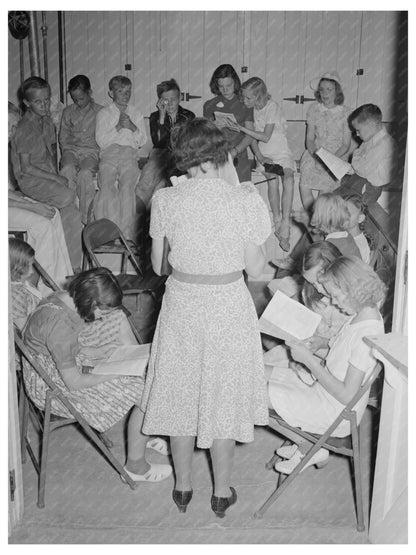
[310,76,341,91]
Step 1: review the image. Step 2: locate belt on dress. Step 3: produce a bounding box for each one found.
[171,268,243,285]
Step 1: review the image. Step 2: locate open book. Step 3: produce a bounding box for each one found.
[91,344,151,377]
[315,147,353,180]
[259,290,322,342]
[213,111,237,129]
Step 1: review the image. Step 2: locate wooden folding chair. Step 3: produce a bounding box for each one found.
[14,327,137,508]
[254,361,384,532]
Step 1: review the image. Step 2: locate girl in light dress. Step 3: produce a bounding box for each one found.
[226,77,295,252]
[266,256,386,474]
[299,70,352,211]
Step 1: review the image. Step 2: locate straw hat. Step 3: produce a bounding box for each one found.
[310,70,342,90]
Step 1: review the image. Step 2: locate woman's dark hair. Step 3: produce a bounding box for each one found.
[209,64,241,96]
[302,241,342,272]
[67,267,123,322]
[171,118,229,171]
[157,78,180,98]
[314,78,344,106]
[68,74,91,93]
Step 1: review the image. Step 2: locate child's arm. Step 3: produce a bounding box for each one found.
[229,121,254,158]
[58,109,73,151]
[250,139,273,165]
[18,151,67,187]
[8,190,56,219]
[286,339,365,405]
[305,123,317,156]
[227,118,275,144]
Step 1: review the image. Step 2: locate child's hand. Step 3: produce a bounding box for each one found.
[32,202,56,219]
[303,335,327,353]
[156,99,168,119]
[292,209,310,226]
[225,117,241,132]
[56,175,69,187]
[286,339,315,366]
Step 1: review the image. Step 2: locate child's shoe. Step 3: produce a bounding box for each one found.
[274,448,329,475]
[275,443,299,460]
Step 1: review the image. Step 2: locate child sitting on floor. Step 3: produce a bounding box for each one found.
[337,190,372,264]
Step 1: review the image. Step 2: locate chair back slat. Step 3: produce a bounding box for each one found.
[82,218,120,250]
[33,259,60,292]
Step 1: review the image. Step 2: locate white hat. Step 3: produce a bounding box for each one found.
[310,70,342,90]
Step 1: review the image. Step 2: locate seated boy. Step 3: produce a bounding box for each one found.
[10,76,83,271]
[95,75,147,239]
[59,75,103,224]
[335,104,397,205]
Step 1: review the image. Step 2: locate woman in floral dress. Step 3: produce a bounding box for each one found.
[141,118,271,516]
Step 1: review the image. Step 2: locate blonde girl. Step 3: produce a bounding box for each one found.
[226,77,295,252]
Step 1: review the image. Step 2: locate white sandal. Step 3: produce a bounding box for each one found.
[275,444,299,460]
[274,448,329,475]
[146,437,170,456]
[121,463,172,483]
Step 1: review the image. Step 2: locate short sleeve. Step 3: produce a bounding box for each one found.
[306,103,318,125]
[241,184,271,245]
[348,330,377,375]
[45,315,79,370]
[149,190,167,240]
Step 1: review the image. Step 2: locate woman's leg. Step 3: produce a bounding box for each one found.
[210,438,235,497]
[125,405,151,474]
[171,436,195,491]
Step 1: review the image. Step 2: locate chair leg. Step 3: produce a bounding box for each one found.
[20,390,29,464]
[37,395,52,509]
[351,424,365,532]
[98,431,114,449]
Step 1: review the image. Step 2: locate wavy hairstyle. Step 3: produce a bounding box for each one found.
[9,238,35,282]
[302,240,342,272]
[209,64,241,96]
[67,267,123,322]
[314,78,344,105]
[319,256,387,311]
[171,118,228,172]
[156,78,180,98]
[241,77,271,104]
[311,193,350,234]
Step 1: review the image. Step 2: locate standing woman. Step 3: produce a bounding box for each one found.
[203,64,254,182]
[299,71,352,211]
[141,119,271,517]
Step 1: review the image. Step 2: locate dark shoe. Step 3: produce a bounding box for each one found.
[172,489,193,513]
[211,487,237,518]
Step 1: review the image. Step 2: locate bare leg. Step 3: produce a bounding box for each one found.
[210,438,235,497]
[277,168,295,251]
[266,174,281,232]
[171,436,195,491]
[125,405,151,474]
[299,182,315,212]
[268,417,312,454]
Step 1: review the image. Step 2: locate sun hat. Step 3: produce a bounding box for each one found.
[310,70,342,90]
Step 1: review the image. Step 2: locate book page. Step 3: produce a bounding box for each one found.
[91,344,151,377]
[259,290,322,341]
[213,111,237,129]
[315,147,353,180]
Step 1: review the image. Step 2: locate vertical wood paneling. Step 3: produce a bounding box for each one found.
[203,11,221,98]
[281,12,306,121]
[264,12,286,102]
[132,12,152,115]
[249,12,268,80]
[184,12,205,115]
[336,11,362,109]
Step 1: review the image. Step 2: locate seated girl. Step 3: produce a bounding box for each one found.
[266,256,386,474]
[22,267,172,482]
[10,238,43,329]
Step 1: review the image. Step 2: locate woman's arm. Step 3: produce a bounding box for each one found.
[151,237,164,276]
[287,340,365,405]
[244,242,266,279]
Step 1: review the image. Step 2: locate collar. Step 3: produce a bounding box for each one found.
[326,231,348,239]
[366,126,387,147]
[318,103,343,113]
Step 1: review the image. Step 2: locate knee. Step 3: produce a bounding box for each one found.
[54,187,76,208]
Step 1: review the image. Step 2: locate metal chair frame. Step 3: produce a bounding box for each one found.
[14,327,136,508]
[254,361,384,532]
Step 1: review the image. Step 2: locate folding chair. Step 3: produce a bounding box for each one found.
[254,361,384,532]
[14,327,137,508]
[82,218,166,304]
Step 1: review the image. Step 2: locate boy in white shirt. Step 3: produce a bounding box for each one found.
[95,76,147,239]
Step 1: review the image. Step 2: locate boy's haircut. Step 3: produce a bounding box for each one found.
[21,76,50,101]
[310,193,350,234]
[68,74,91,93]
[9,238,35,281]
[209,64,241,96]
[319,256,387,311]
[337,190,367,215]
[67,267,123,323]
[302,240,342,272]
[171,117,228,172]
[157,78,180,98]
[108,75,132,91]
[241,77,271,102]
[314,78,344,106]
[350,103,382,125]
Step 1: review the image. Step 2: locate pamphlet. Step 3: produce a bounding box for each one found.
[259,290,321,342]
[315,147,353,180]
[213,111,238,129]
[92,343,151,377]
